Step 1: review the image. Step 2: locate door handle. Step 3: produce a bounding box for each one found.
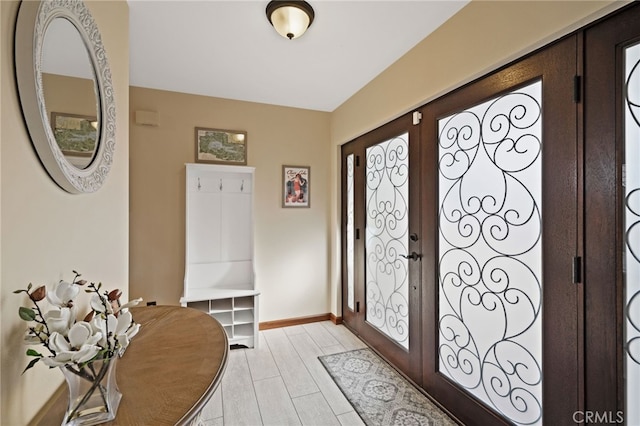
[401,252,422,261]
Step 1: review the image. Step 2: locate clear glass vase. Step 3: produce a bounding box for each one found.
[60,356,122,426]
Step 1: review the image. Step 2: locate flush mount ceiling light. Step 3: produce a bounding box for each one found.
[266,1,315,40]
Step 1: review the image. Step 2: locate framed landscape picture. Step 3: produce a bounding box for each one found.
[50,112,98,168]
[283,165,310,208]
[195,127,247,165]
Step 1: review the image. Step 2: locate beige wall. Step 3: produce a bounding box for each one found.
[0,1,129,424]
[327,0,625,315]
[43,73,97,118]
[129,87,331,322]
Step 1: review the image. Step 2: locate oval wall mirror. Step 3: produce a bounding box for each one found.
[15,0,116,194]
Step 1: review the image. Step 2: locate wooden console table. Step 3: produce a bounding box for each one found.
[32,305,229,425]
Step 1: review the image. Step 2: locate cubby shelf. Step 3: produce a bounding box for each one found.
[182,291,259,347]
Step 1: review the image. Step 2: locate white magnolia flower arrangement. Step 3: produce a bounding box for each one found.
[15,271,142,372]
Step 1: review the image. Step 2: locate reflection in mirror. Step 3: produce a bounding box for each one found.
[42,17,99,169]
[50,112,97,169]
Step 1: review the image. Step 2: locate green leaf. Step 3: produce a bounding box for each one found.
[13,289,24,294]
[21,357,40,375]
[18,307,36,321]
[26,349,42,357]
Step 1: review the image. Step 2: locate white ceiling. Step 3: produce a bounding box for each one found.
[128,0,469,112]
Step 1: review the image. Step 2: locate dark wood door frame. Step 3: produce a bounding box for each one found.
[583,2,640,418]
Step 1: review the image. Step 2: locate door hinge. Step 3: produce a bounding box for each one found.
[355,228,360,240]
[356,301,360,313]
[572,256,582,284]
[355,155,360,167]
[412,111,422,125]
[573,75,582,103]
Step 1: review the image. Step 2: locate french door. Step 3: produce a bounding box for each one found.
[341,4,640,425]
[342,37,580,423]
[341,114,423,384]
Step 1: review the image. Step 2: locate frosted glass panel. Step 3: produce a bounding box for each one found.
[346,154,355,311]
[438,81,543,425]
[624,41,640,426]
[365,133,410,349]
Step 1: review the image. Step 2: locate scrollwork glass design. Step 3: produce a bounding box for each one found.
[438,81,543,425]
[347,154,355,311]
[365,133,410,349]
[624,41,640,426]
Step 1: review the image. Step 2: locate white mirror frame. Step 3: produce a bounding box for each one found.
[15,0,116,194]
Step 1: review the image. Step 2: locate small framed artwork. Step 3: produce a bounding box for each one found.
[283,165,310,208]
[50,112,98,159]
[195,127,247,165]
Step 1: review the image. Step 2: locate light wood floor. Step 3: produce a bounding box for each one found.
[199,320,368,426]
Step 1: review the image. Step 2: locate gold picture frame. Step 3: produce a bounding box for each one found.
[195,127,247,165]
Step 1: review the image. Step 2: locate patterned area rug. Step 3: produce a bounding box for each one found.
[319,348,457,426]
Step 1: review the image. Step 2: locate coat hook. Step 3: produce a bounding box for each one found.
[219,179,223,191]
[197,177,201,191]
[241,180,244,192]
